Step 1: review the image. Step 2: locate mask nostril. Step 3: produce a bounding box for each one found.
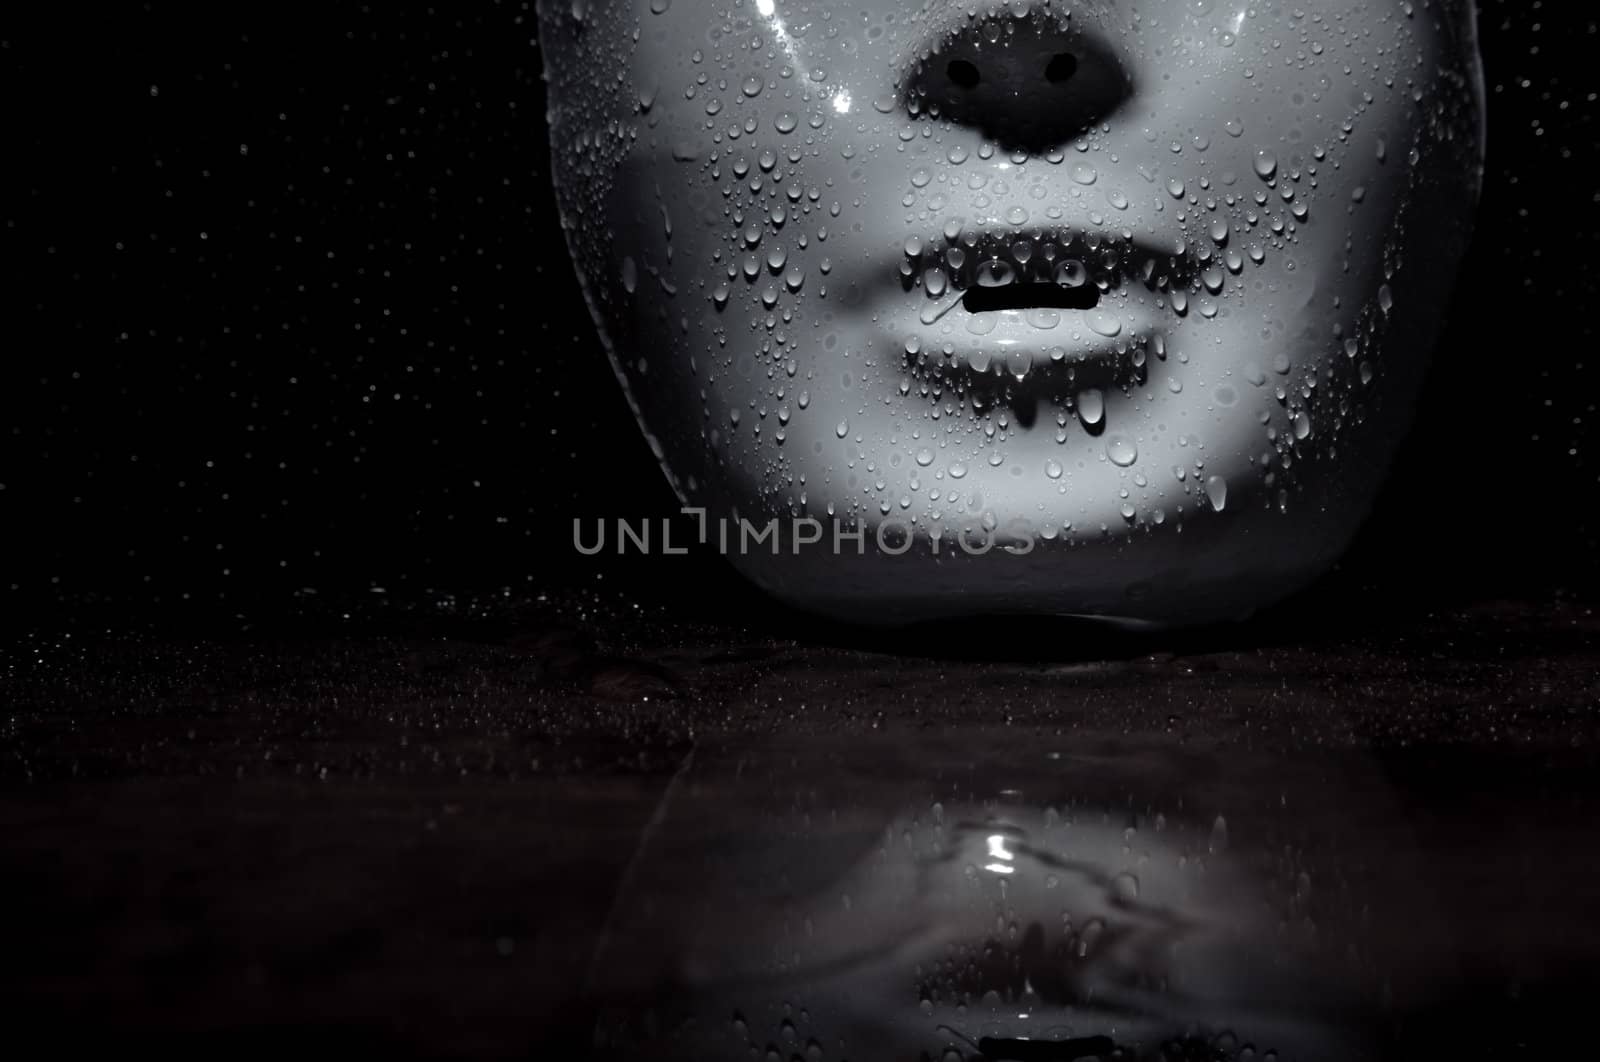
[946,58,981,89]
[1045,52,1078,83]
[908,16,1129,153]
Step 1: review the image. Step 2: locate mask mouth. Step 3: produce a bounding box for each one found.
[962,281,1099,313]
[900,227,1199,312]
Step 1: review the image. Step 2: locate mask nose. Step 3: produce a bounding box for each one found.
[903,9,1132,153]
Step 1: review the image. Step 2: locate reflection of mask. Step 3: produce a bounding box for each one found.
[538,0,1485,625]
[585,735,1439,1061]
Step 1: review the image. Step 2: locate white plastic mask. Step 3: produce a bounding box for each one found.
[539,0,1485,625]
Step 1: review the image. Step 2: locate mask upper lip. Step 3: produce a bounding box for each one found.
[899,225,1202,313]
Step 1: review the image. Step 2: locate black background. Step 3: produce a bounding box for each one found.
[2,11,1597,1055]
[5,0,1595,629]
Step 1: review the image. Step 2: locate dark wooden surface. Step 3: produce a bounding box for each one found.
[3,592,1596,1057]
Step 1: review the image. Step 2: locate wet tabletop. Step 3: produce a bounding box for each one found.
[2,591,1597,1058]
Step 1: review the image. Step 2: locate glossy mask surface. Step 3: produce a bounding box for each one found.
[538,0,1484,624]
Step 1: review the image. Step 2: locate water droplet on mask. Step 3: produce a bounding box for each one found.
[977,260,1016,287]
[1087,312,1122,337]
[1045,459,1063,480]
[621,256,637,294]
[1054,259,1087,287]
[835,420,849,439]
[1253,151,1278,180]
[1071,163,1097,185]
[1105,435,1138,467]
[1077,388,1105,427]
[1205,474,1228,511]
